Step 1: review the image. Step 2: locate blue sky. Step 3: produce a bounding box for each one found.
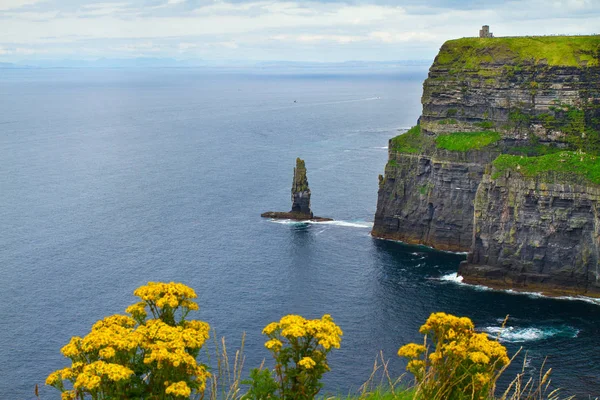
[1,0,598,63]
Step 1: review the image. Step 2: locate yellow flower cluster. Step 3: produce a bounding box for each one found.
[46,367,75,386]
[134,281,198,310]
[125,301,147,319]
[398,312,511,399]
[47,282,211,399]
[60,391,77,400]
[60,314,140,360]
[139,319,210,369]
[298,357,316,369]
[419,312,474,336]
[262,314,342,399]
[73,361,133,390]
[165,381,192,397]
[265,338,283,350]
[397,343,426,359]
[263,314,343,350]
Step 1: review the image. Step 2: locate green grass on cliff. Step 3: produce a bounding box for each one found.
[435,131,501,151]
[390,125,425,153]
[390,127,501,153]
[436,36,600,68]
[493,151,600,185]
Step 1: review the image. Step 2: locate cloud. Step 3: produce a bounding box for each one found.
[0,0,45,11]
[0,0,598,62]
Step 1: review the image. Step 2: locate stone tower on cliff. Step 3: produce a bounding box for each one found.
[479,25,493,38]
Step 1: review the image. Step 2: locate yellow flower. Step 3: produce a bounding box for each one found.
[60,337,82,358]
[165,381,191,397]
[406,359,425,375]
[73,361,133,390]
[99,347,116,359]
[398,343,426,359]
[298,357,316,369]
[474,372,490,385]
[265,338,283,350]
[134,282,198,310]
[428,351,441,364]
[262,322,279,335]
[46,367,75,386]
[61,391,77,400]
[469,351,490,364]
[125,302,147,318]
[45,371,61,386]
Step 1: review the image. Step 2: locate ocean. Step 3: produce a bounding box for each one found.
[1,68,599,399]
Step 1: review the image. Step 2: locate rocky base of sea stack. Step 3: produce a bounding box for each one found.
[261,211,333,222]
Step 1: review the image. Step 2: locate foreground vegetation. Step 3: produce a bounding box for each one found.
[45,282,571,400]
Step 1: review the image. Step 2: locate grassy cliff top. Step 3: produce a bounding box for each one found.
[493,151,600,185]
[435,36,600,68]
[390,126,501,153]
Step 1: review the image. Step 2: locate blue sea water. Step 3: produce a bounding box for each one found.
[1,68,600,399]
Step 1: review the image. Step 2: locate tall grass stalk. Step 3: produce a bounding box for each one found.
[206,331,246,400]
[499,355,574,400]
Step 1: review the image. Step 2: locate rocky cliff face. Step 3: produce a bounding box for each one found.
[373,150,489,251]
[373,36,600,295]
[459,170,600,295]
[419,38,600,143]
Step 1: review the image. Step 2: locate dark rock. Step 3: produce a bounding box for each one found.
[459,172,600,296]
[262,158,332,221]
[291,158,312,216]
[260,211,333,222]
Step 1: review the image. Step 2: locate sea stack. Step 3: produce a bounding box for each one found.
[291,158,312,217]
[262,158,332,221]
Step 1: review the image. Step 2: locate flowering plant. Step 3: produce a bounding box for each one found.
[258,314,343,400]
[46,282,210,400]
[398,312,510,400]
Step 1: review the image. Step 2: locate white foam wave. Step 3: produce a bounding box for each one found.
[310,220,373,228]
[437,273,600,305]
[439,273,464,283]
[267,219,373,229]
[268,219,309,226]
[555,295,600,306]
[484,326,579,343]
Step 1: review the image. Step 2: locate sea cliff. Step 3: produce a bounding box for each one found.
[373,35,600,295]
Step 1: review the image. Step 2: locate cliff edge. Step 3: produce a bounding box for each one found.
[373,35,600,295]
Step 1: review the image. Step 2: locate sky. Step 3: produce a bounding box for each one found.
[0,0,599,63]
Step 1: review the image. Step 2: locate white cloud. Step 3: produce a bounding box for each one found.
[369,31,437,43]
[111,41,161,52]
[0,0,44,11]
[0,0,598,61]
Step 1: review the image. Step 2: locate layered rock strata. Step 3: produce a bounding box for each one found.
[459,170,600,294]
[373,36,600,295]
